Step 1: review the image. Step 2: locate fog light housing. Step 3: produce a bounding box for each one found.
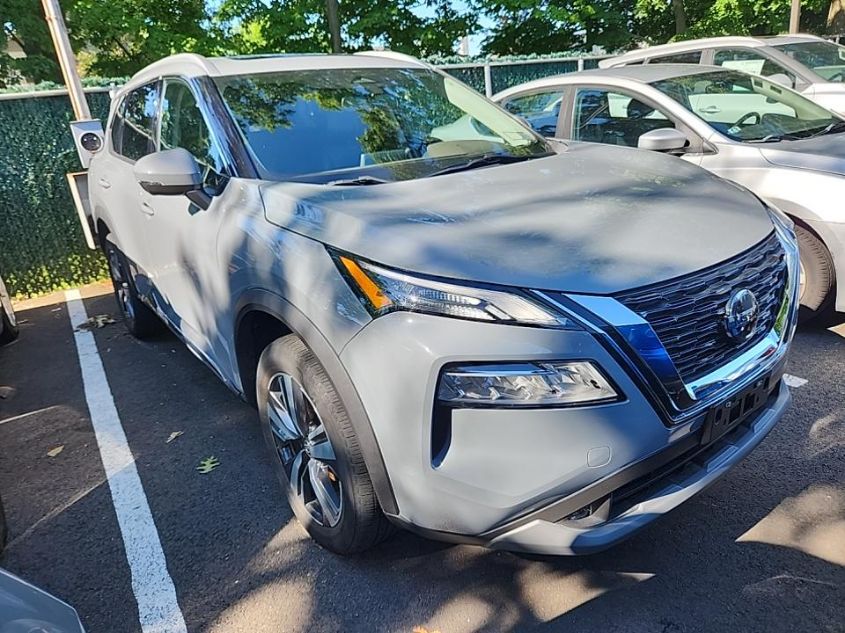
[437,361,619,408]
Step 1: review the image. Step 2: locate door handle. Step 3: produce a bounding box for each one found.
[140,201,155,216]
[699,105,721,114]
[98,178,111,189]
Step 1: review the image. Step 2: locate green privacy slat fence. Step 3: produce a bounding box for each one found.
[0,90,112,297]
[0,55,606,298]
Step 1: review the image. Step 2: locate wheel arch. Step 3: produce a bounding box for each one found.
[233,288,398,515]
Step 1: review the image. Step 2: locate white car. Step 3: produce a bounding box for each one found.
[495,64,845,320]
[600,34,845,115]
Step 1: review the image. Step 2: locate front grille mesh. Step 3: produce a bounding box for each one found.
[615,233,787,382]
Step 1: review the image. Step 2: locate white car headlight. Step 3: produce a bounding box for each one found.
[336,254,580,329]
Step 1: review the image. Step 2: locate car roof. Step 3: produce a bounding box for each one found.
[493,64,720,100]
[601,33,826,66]
[118,51,427,96]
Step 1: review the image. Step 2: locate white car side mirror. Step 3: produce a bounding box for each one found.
[637,128,688,153]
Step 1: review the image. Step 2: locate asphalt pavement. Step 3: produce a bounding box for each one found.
[0,283,842,633]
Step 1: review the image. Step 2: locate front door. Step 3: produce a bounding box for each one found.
[141,77,233,370]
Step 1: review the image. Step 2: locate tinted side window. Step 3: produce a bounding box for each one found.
[572,88,674,147]
[503,90,564,136]
[649,51,702,64]
[118,83,160,161]
[713,49,796,84]
[160,79,226,186]
[110,100,125,153]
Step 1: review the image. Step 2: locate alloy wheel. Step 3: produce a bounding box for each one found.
[266,372,343,527]
[107,247,135,321]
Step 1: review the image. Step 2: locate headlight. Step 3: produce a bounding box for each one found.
[437,361,619,407]
[336,254,579,329]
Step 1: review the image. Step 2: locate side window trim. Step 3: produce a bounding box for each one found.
[568,83,708,154]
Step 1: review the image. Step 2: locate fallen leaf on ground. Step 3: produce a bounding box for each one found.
[413,628,442,633]
[47,445,64,457]
[75,314,117,331]
[166,431,184,444]
[197,456,220,474]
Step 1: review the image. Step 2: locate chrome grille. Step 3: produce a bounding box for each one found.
[615,233,787,383]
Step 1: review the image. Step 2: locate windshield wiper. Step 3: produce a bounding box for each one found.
[807,119,845,138]
[326,175,392,186]
[427,153,540,178]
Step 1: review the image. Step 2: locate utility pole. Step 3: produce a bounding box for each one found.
[326,0,341,53]
[789,0,801,33]
[41,0,90,121]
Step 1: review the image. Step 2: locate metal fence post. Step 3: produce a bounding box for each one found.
[483,63,493,97]
[577,58,585,71]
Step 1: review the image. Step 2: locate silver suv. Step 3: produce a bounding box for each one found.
[88,52,799,555]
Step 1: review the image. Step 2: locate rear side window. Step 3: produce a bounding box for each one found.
[113,82,160,161]
[648,51,702,64]
[502,90,564,136]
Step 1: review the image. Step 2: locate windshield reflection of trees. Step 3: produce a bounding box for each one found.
[219,69,538,179]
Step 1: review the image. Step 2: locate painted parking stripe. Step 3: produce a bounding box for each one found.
[65,290,188,633]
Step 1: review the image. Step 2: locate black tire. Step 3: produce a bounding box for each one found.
[104,238,161,339]
[0,274,18,345]
[257,334,393,554]
[796,225,835,323]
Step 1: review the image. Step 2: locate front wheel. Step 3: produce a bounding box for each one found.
[257,334,393,554]
[796,225,835,323]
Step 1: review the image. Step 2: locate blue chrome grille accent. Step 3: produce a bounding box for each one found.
[614,233,787,383]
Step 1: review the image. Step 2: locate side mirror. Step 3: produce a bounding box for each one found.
[766,73,793,88]
[637,128,688,153]
[134,148,213,210]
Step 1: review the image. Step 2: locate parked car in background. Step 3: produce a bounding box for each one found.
[0,568,87,632]
[88,51,798,556]
[0,273,18,344]
[600,34,845,115]
[496,64,845,320]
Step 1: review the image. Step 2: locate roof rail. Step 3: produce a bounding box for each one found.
[353,50,429,67]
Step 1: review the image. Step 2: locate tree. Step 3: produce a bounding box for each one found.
[67,0,219,77]
[475,0,636,55]
[0,0,63,86]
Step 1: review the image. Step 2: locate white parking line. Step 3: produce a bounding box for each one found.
[65,290,188,633]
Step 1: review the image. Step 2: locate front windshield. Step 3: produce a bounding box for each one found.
[774,40,845,82]
[651,70,842,142]
[215,67,550,182]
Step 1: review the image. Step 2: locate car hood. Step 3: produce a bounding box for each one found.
[759,133,845,176]
[260,143,774,294]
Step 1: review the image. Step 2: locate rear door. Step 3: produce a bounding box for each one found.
[90,82,161,287]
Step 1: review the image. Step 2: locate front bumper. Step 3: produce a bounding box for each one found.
[483,379,790,555]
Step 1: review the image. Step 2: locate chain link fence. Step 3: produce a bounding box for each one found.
[0,54,607,298]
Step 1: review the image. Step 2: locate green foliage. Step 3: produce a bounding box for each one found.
[68,0,220,77]
[0,0,63,87]
[0,91,111,298]
[474,0,635,54]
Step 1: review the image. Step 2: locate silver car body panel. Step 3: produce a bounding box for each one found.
[599,34,845,115]
[88,53,797,554]
[494,65,845,311]
[0,568,86,632]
